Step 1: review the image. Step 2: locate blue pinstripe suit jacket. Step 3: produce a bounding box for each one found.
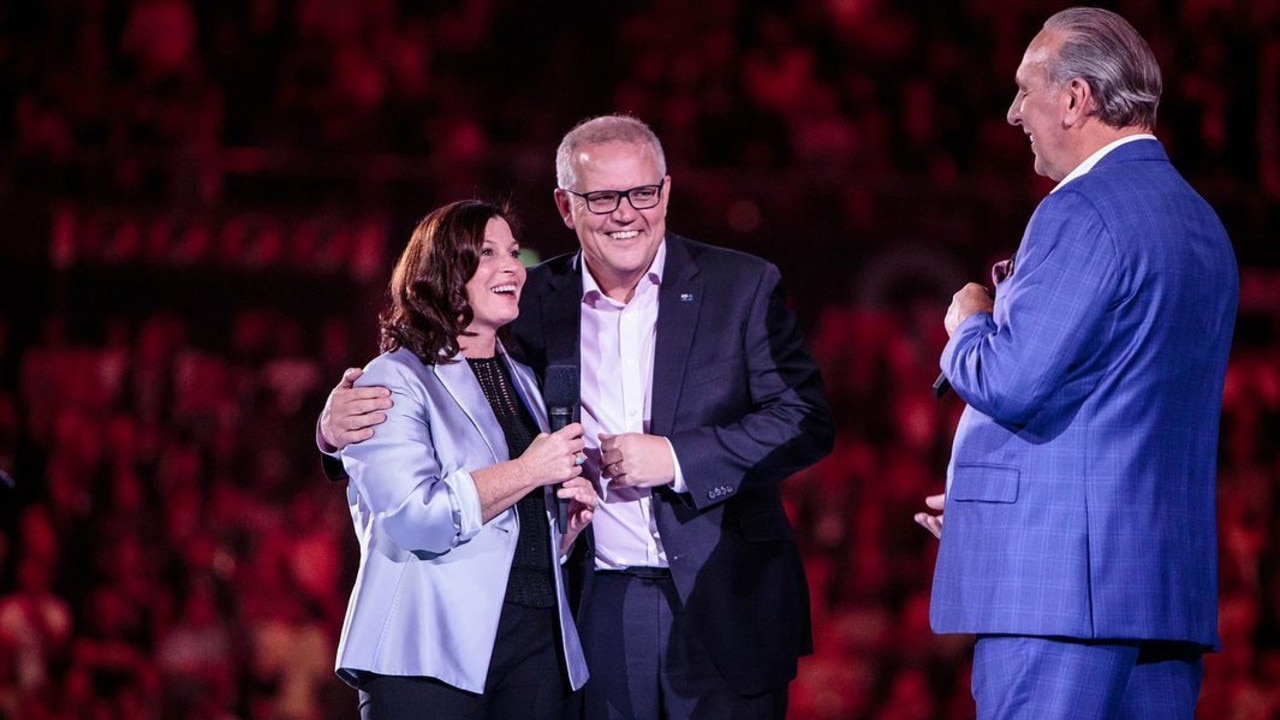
[931,139,1237,647]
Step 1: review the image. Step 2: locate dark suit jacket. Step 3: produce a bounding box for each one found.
[510,232,834,694]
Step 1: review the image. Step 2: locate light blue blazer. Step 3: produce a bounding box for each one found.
[334,344,588,693]
[932,140,1238,648]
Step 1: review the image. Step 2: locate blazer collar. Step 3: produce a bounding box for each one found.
[1092,136,1166,166]
[431,341,546,462]
[503,344,549,432]
[1056,136,1165,192]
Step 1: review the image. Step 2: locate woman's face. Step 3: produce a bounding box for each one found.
[463,217,526,336]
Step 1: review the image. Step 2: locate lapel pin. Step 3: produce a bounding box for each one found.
[680,293,694,302]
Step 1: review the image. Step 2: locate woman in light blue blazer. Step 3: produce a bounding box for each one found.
[334,200,597,719]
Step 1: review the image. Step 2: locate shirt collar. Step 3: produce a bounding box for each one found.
[580,240,667,305]
[1052,133,1156,193]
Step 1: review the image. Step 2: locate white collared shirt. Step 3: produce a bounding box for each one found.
[1052,133,1156,193]
[578,241,683,569]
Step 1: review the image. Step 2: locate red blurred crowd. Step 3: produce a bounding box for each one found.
[2,1,1278,718]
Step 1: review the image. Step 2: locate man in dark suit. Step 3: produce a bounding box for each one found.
[917,8,1238,719]
[321,114,833,719]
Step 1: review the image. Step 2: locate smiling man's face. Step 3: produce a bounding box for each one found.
[554,140,670,300]
[1007,29,1075,181]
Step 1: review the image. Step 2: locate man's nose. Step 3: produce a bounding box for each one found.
[612,196,640,220]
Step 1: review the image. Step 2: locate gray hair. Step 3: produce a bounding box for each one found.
[555,115,668,190]
[1043,7,1162,129]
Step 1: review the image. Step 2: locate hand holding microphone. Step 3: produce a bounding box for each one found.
[934,283,994,399]
[935,259,1012,399]
[543,364,580,533]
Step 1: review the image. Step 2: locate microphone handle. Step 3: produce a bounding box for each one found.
[933,373,951,399]
[548,407,571,432]
[548,407,573,532]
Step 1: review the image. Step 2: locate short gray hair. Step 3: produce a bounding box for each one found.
[1043,7,1162,129]
[555,115,668,190]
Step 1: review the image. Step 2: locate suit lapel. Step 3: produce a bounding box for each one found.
[541,254,584,372]
[433,359,507,463]
[651,236,703,436]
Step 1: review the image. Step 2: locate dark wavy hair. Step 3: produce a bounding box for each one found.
[378,199,516,364]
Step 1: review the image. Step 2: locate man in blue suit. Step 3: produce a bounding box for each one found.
[322,114,834,719]
[918,7,1238,719]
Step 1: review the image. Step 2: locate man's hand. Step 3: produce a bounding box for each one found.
[913,493,946,539]
[598,433,675,489]
[945,283,994,336]
[319,368,393,452]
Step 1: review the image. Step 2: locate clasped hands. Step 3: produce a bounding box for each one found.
[597,432,675,489]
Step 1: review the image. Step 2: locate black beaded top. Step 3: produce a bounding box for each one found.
[467,356,555,608]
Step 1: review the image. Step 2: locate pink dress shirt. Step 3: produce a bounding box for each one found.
[578,242,685,570]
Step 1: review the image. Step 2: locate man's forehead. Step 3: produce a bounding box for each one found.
[574,141,653,167]
[1020,30,1061,74]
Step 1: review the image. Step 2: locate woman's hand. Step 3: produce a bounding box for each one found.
[558,475,598,554]
[473,423,585,524]
[517,423,586,487]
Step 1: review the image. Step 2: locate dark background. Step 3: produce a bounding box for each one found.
[1,1,1277,718]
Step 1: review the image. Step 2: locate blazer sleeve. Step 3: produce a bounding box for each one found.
[667,262,834,508]
[319,438,348,482]
[340,354,487,554]
[942,189,1120,425]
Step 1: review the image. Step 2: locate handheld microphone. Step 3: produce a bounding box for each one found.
[933,373,951,399]
[542,364,579,533]
[935,258,1011,401]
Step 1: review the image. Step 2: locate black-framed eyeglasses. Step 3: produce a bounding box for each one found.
[561,179,666,215]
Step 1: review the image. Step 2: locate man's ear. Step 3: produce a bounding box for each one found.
[552,189,575,228]
[1064,77,1093,125]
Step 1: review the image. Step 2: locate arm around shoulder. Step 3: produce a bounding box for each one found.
[340,354,487,554]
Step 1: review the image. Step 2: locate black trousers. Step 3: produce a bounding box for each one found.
[356,602,569,720]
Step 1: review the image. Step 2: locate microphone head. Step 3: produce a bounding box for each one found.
[543,364,579,409]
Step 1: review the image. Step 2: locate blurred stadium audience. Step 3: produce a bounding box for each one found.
[1,1,1277,718]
